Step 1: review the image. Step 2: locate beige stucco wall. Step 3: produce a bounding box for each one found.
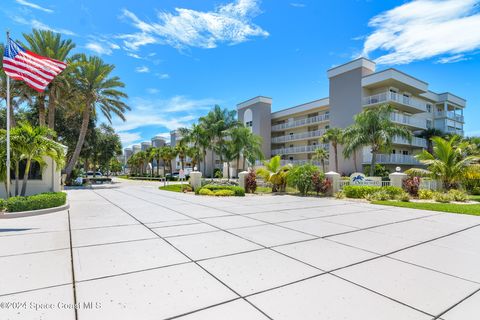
[0,156,62,199]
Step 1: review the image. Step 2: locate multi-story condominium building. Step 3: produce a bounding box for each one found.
[237,58,466,174]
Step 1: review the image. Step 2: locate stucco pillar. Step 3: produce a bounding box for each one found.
[238,171,248,190]
[325,171,340,195]
[189,171,202,191]
[389,172,407,188]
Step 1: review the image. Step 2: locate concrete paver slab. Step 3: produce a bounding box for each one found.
[230,224,315,247]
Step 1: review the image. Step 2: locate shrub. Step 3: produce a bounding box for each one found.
[198,188,214,196]
[403,176,421,197]
[383,186,405,198]
[198,184,245,196]
[433,192,453,203]
[343,186,382,198]
[0,199,5,211]
[363,164,390,177]
[214,189,235,196]
[418,189,434,200]
[396,191,411,202]
[334,191,345,199]
[287,164,318,196]
[245,170,257,193]
[472,187,480,195]
[366,190,392,201]
[448,189,468,202]
[6,192,67,212]
[312,172,331,195]
[463,165,480,193]
[214,168,223,179]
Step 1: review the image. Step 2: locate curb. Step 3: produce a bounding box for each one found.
[0,202,70,219]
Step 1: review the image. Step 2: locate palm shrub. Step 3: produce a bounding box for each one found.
[418,189,434,200]
[287,164,318,196]
[256,156,291,192]
[312,171,331,195]
[463,165,480,194]
[409,136,480,190]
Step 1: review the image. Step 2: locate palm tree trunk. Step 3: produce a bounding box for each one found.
[236,157,240,178]
[47,88,56,130]
[20,158,31,196]
[333,143,339,172]
[322,160,325,172]
[15,162,19,196]
[211,149,215,178]
[203,150,207,175]
[353,151,358,172]
[370,150,376,176]
[37,94,46,126]
[66,105,90,178]
[156,156,160,176]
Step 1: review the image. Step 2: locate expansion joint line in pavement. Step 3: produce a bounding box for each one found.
[67,209,79,320]
[92,189,275,320]
[104,188,444,318]
[111,186,480,318]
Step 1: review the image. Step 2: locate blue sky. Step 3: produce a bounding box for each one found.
[1,0,480,147]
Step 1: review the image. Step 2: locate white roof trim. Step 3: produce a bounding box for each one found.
[237,96,272,110]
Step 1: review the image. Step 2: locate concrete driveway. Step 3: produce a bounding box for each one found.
[1,179,479,319]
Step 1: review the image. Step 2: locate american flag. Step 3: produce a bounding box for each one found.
[3,38,67,92]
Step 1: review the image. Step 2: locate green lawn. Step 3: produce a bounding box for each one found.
[159,184,191,193]
[469,195,480,202]
[372,201,480,216]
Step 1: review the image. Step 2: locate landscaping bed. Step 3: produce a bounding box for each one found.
[195,184,245,197]
[159,184,192,193]
[0,192,67,213]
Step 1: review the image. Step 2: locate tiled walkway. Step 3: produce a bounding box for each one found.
[1,180,480,319]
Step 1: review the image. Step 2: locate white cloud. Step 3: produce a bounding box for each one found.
[146,88,160,94]
[361,0,480,65]
[111,95,221,134]
[135,66,150,73]
[290,3,306,8]
[85,41,117,55]
[126,52,142,59]
[155,132,172,143]
[13,16,76,36]
[436,54,471,63]
[118,0,269,50]
[15,0,53,13]
[156,73,170,79]
[118,132,142,146]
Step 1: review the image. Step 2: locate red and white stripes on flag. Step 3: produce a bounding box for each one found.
[2,38,67,92]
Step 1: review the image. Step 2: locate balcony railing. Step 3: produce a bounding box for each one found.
[446,128,464,136]
[271,113,329,131]
[272,144,329,155]
[362,153,420,165]
[390,113,426,129]
[255,159,329,167]
[435,111,464,123]
[271,129,326,143]
[363,92,426,112]
[392,136,427,148]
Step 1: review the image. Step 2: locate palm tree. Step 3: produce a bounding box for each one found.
[312,147,328,172]
[417,128,445,153]
[186,146,202,171]
[159,146,175,176]
[22,29,75,129]
[9,122,65,196]
[174,142,188,170]
[149,147,162,177]
[408,136,480,190]
[342,104,412,176]
[178,124,210,174]
[64,54,129,179]
[256,155,292,192]
[199,105,238,176]
[320,128,343,172]
[228,125,264,175]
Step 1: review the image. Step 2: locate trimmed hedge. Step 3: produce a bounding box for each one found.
[343,185,403,199]
[6,192,67,212]
[198,184,245,197]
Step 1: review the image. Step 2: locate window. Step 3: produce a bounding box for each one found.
[392,150,396,154]
[290,144,294,148]
[426,104,432,113]
[325,125,330,129]
[289,157,293,161]
[245,121,253,127]
[426,120,432,129]
[289,132,293,136]
[10,160,42,180]
[402,150,409,155]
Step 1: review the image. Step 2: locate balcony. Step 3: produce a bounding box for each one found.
[271,113,329,131]
[363,92,427,113]
[392,136,427,148]
[390,113,426,130]
[435,111,464,123]
[362,153,421,165]
[272,144,329,156]
[271,129,326,144]
[446,128,464,136]
[255,159,329,167]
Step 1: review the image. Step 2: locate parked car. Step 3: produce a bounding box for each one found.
[86,171,103,177]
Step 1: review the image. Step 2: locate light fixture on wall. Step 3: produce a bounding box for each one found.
[396,166,401,172]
